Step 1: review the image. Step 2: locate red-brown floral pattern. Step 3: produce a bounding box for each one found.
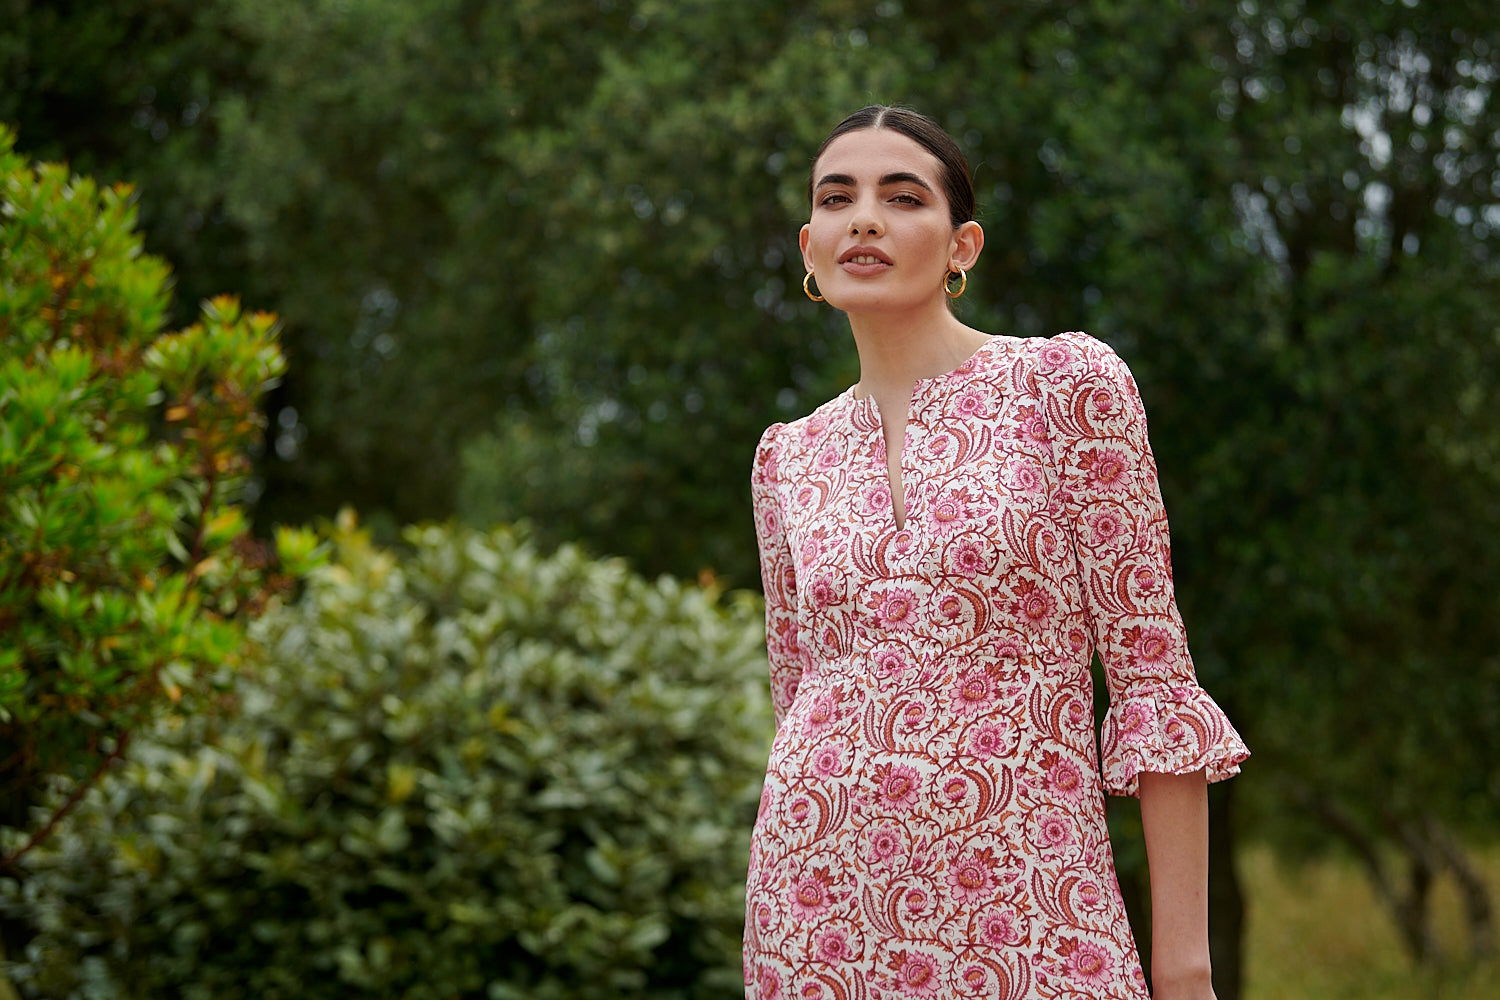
[745,331,1248,999]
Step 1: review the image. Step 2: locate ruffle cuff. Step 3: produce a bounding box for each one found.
[1100,682,1249,797]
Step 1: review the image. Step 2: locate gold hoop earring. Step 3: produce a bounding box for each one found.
[803,270,825,302]
[945,267,967,299]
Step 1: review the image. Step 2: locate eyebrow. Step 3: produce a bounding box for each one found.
[814,171,937,194]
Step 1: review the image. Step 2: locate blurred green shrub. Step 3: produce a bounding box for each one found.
[4,516,773,999]
[0,124,314,855]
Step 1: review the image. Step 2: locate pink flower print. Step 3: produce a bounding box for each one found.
[967,719,1011,758]
[799,985,826,1000]
[1075,879,1109,912]
[757,505,782,541]
[874,647,909,677]
[1080,447,1131,493]
[1133,564,1161,595]
[950,667,997,716]
[1038,341,1074,372]
[1124,624,1175,668]
[1038,528,1059,556]
[945,847,999,903]
[1010,579,1057,632]
[788,797,813,825]
[893,528,914,553]
[865,823,905,865]
[1010,462,1044,494]
[756,963,784,1000]
[816,445,840,470]
[813,743,845,777]
[955,388,990,417]
[1163,709,1189,746]
[862,483,892,513]
[815,926,853,964]
[798,536,821,569]
[873,762,921,810]
[802,413,829,442]
[1035,809,1075,850]
[789,865,836,919]
[805,691,839,732]
[887,950,939,996]
[1014,405,1049,444]
[938,594,965,620]
[948,537,989,577]
[872,587,918,631]
[992,636,1023,661]
[1060,937,1114,989]
[1089,385,1118,419]
[1040,750,1086,802]
[942,775,969,805]
[759,445,780,481]
[1065,696,1088,728]
[1116,701,1150,737]
[902,887,932,919]
[1087,509,1125,547]
[808,574,839,609]
[900,700,928,732]
[928,487,975,535]
[978,907,1024,948]
[959,965,989,993]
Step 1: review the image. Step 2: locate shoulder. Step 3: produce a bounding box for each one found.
[1024,330,1136,385]
[1025,331,1150,442]
[752,391,852,486]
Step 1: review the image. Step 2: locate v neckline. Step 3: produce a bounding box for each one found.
[843,336,1001,533]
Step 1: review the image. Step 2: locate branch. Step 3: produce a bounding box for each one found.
[0,731,132,875]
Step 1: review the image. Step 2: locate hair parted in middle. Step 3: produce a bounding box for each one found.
[806,105,976,230]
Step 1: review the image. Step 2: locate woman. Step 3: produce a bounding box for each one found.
[745,106,1248,1000]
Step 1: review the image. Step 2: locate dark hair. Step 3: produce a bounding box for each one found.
[807,105,975,229]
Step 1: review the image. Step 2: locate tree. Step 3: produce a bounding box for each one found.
[0,125,318,883]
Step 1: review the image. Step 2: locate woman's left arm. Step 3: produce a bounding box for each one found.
[1043,331,1246,998]
[1139,769,1215,1000]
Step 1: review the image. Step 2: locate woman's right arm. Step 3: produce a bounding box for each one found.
[752,424,807,727]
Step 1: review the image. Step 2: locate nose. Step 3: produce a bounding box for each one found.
[849,196,884,237]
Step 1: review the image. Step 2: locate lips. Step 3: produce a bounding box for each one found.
[838,244,893,277]
[838,245,893,265]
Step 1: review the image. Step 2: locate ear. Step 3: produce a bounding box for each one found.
[948,220,984,272]
[798,223,814,272]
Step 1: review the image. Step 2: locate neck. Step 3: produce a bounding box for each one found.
[847,300,989,401]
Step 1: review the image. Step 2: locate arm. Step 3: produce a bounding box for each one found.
[1139,769,1215,1000]
[1044,330,1248,794]
[1043,332,1243,994]
[751,424,807,727]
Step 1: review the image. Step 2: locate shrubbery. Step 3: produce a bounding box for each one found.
[0,124,315,857]
[4,517,773,999]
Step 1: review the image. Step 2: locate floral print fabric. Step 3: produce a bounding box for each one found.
[745,331,1248,1000]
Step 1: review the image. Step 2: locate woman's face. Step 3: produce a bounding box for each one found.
[800,128,978,315]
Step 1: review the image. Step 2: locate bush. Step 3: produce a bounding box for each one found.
[4,516,773,999]
[0,124,317,865]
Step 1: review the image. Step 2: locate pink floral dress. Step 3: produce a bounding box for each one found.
[744,331,1248,1000]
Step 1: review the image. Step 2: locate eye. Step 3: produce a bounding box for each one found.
[818,192,851,207]
[891,193,924,206]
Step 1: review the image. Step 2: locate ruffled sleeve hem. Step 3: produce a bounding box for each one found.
[1100,683,1249,797]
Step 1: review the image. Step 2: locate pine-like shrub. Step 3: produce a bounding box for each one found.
[4,517,773,999]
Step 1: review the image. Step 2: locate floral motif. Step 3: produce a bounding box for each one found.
[745,332,1247,999]
[945,847,1000,903]
[872,762,922,810]
[887,949,940,996]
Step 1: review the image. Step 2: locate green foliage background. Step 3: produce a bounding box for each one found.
[3,0,1500,992]
[4,519,770,999]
